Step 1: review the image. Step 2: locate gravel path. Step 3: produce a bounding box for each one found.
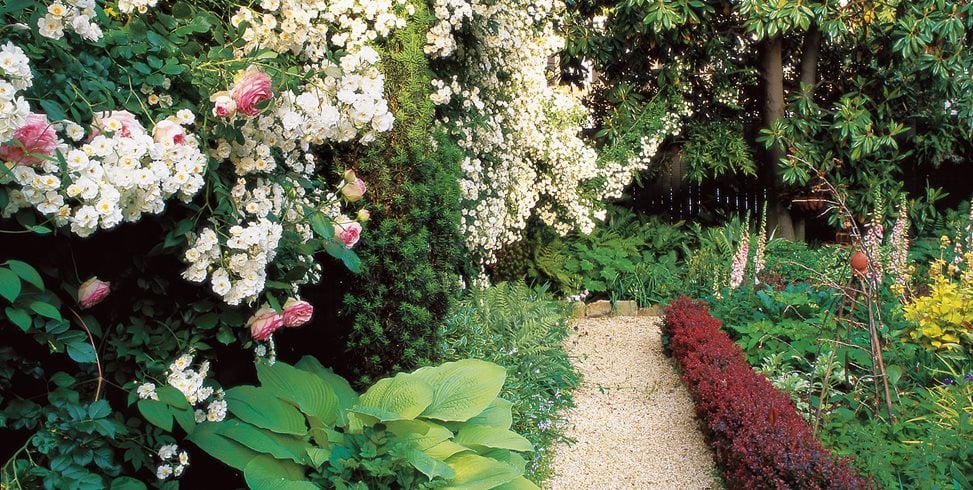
[548,315,721,489]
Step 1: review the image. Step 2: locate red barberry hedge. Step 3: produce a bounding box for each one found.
[663,297,874,489]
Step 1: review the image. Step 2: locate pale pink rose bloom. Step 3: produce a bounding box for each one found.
[230,68,272,117]
[93,110,146,138]
[209,92,237,118]
[152,120,187,145]
[0,113,58,166]
[282,298,313,327]
[333,218,362,249]
[248,307,284,341]
[78,277,111,309]
[340,178,366,202]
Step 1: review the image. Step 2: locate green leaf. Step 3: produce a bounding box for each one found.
[38,99,67,122]
[171,1,192,18]
[50,372,76,387]
[293,356,359,425]
[0,268,21,302]
[886,365,903,386]
[88,400,111,419]
[173,406,198,434]
[110,477,147,490]
[5,307,31,331]
[412,360,506,422]
[5,260,43,289]
[453,426,532,452]
[28,225,52,235]
[138,399,173,431]
[29,301,62,321]
[351,372,433,422]
[217,419,313,464]
[461,399,513,430]
[257,361,339,425]
[67,341,97,364]
[401,447,456,480]
[243,455,318,490]
[157,385,191,410]
[386,420,453,451]
[442,453,521,490]
[225,386,308,435]
[494,476,541,490]
[309,212,334,240]
[188,423,261,471]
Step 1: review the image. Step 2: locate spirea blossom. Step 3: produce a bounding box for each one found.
[36,0,103,41]
[0,42,32,143]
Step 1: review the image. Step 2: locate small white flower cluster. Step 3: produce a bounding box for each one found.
[430,0,648,265]
[182,219,283,306]
[0,42,32,143]
[1,112,207,238]
[36,0,103,41]
[117,0,158,14]
[167,353,228,423]
[155,444,189,480]
[231,0,411,60]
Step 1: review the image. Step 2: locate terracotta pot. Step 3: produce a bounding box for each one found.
[850,250,868,274]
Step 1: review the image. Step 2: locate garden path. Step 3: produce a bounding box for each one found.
[548,315,721,489]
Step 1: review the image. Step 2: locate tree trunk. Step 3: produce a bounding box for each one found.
[761,35,794,239]
[800,27,821,91]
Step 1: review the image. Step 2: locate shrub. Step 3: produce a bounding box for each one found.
[439,282,580,483]
[663,297,874,489]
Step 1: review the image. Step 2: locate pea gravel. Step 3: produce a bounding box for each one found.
[547,315,721,490]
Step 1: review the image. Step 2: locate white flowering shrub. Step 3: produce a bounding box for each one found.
[426,0,659,265]
[35,0,104,41]
[0,42,32,143]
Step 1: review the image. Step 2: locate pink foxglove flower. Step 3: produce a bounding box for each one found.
[209,92,236,118]
[282,298,313,327]
[0,113,57,166]
[78,276,111,309]
[729,227,750,290]
[230,68,272,117]
[247,307,284,341]
[333,216,362,249]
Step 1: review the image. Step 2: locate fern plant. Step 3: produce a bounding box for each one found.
[439,282,580,483]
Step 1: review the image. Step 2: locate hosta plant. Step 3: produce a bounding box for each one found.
[137,357,538,489]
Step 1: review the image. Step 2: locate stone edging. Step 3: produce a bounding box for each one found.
[569,299,662,318]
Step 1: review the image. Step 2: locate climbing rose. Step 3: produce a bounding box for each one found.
[247,307,284,341]
[0,113,57,166]
[209,92,236,118]
[333,216,362,249]
[341,178,367,202]
[282,298,313,327]
[93,110,145,138]
[152,120,187,145]
[78,277,111,309]
[230,68,272,116]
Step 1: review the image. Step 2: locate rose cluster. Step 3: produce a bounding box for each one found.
[36,0,103,41]
[155,444,189,480]
[230,0,411,61]
[1,110,207,238]
[137,353,227,423]
[0,42,32,143]
[247,297,314,342]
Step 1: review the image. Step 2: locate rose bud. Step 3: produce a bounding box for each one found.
[282,298,313,327]
[209,92,237,118]
[333,216,362,249]
[340,178,366,202]
[247,307,284,342]
[78,276,111,309]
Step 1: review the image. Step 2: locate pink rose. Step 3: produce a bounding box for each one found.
[152,120,187,145]
[230,68,272,117]
[93,110,145,138]
[340,178,367,202]
[78,277,111,310]
[209,92,237,118]
[333,217,362,249]
[282,298,313,327]
[0,113,58,166]
[247,307,285,341]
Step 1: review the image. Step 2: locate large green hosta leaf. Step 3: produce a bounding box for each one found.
[225,386,307,435]
[412,359,506,422]
[187,423,261,471]
[294,356,359,425]
[442,453,522,490]
[217,419,313,464]
[495,476,541,490]
[243,455,319,490]
[458,398,514,430]
[454,426,533,452]
[257,361,339,425]
[386,419,453,450]
[350,372,433,422]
